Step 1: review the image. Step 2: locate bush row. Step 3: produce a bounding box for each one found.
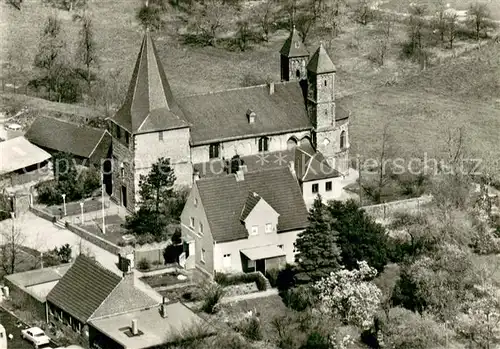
[214,271,268,291]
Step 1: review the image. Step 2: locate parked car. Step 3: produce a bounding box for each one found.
[21,327,51,347]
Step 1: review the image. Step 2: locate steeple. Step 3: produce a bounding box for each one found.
[306,42,336,74]
[112,32,187,134]
[280,26,309,81]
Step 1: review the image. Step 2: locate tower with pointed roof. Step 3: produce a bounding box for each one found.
[306,43,348,171]
[280,26,309,82]
[107,31,192,211]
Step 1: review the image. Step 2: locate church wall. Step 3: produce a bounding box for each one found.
[111,137,136,212]
[190,130,311,164]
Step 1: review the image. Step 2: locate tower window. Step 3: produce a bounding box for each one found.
[294,41,299,48]
[209,143,220,159]
[340,130,346,150]
[324,80,327,87]
[125,132,129,145]
[296,70,301,78]
[116,125,121,139]
[258,137,269,152]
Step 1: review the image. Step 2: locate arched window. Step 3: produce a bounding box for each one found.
[296,70,301,78]
[258,137,269,152]
[287,137,298,150]
[340,130,346,150]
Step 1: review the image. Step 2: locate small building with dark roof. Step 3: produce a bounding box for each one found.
[106,29,351,212]
[180,167,309,276]
[24,116,112,168]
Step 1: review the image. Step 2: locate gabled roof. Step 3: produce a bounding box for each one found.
[112,32,189,134]
[280,26,309,58]
[240,192,262,221]
[46,255,122,323]
[307,43,336,74]
[24,116,110,159]
[178,82,311,145]
[0,137,51,175]
[196,167,309,243]
[294,143,341,181]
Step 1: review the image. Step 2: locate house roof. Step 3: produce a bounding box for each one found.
[240,192,262,221]
[46,255,122,323]
[24,116,110,159]
[5,263,71,288]
[294,143,341,181]
[280,26,309,58]
[178,82,311,145]
[88,303,213,349]
[195,167,309,242]
[307,43,336,74]
[111,32,189,134]
[241,245,286,260]
[0,136,51,175]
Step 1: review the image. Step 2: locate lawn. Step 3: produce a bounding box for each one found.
[80,218,126,245]
[141,272,189,288]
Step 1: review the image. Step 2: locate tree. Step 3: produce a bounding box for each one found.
[328,199,390,272]
[187,0,235,46]
[253,0,276,41]
[431,0,447,44]
[354,0,373,25]
[320,0,348,46]
[0,219,28,275]
[75,14,98,93]
[371,14,394,66]
[236,20,251,51]
[405,3,427,63]
[467,2,496,41]
[137,3,164,31]
[52,152,81,201]
[55,243,72,263]
[314,261,382,329]
[294,196,342,281]
[294,0,324,43]
[445,11,458,49]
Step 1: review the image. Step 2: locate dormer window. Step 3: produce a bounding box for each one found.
[294,41,299,48]
[247,109,256,124]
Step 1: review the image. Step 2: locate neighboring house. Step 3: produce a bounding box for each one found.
[0,136,52,188]
[88,301,213,349]
[108,28,350,212]
[45,255,158,337]
[4,264,72,320]
[180,167,309,277]
[24,116,112,168]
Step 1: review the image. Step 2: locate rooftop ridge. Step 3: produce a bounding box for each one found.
[180,80,297,99]
[197,165,292,183]
[32,116,104,131]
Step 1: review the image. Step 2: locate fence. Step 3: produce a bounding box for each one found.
[361,195,433,221]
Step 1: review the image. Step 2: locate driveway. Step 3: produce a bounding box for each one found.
[0,212,121,276]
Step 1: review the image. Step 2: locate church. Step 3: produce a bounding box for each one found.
[107,27,350,211]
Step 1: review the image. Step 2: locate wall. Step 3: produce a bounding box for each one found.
[243,199,279,236]
[111,132,135,212]
[88,325,124,349]
[180,184,215,276]
[30,205,56,222]
[4,279,46,320]
[89,133,112,168]
[213,229,302,273]
[65,222,120,255]
[135,248,164,266]
[302,177,344,208]
[190,130,311,164]
[362,195,434,220]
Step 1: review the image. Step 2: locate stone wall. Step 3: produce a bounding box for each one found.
[30,205,56,222]
[65,222,120,255]
[362,195,434,220]
[111,135,134,212]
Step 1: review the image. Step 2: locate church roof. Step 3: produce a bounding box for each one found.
[178,82,311,145]
[280,26,309,58]
[306,43,336,74]
[112,32,189,134]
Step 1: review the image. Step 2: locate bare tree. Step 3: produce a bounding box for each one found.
[0,218,29,275]
[75,14,98,93]
[354,0,373,25]
[467,2,496,41]
[188,0,235,46]
[320,0,348,43]
[445,12,458,49]
[431,0,447,44]
[408,3,427,53]
[253,0,277,42]
[371,13,395,66]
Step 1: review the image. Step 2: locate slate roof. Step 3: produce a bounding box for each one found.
[112,32,189,134]
[178,82,311,145]
[196,167,309,242]
[0,137,51,175]
[240,192,261,221]
[46,255,122,323]
[294,143,341,182]
[307,43,336,74]
[24,116,109,159]
[280,26,309,58]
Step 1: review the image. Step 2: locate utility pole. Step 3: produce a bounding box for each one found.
[357,154,363,206]
[101,172,106,235]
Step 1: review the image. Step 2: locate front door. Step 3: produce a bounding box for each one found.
[256,259,265,274]
[121,185,127,208]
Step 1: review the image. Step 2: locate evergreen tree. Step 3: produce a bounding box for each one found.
[294,195,342,281]
[328,199,390,272]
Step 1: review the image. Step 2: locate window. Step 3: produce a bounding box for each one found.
[296,69,301,78]
[340,130,346,150]
[190,217,195,228]
[223,253,231,268]
[209,143,220,159]
[278,244,284,250]
[248,259,255,268]
[265,223,273,233]
[194,197,198,207]
[125,132,129,145]
[159,131,164,141]
[201,249,206,263]
[199,222,204,234]
[116,125,121,139]
[312,183,319,193]
[326,181,332,192]
[120,163,124,177]
[324,80,327,87]
[251,225,258,235]
[258,137,269,152]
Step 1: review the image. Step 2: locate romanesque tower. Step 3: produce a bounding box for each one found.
[306,43,343,171]
[280,26,309,81]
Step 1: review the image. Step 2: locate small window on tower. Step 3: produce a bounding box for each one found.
[296,70,300,78]
[324,80,327,87]
[325,110,328,116]
[294,41,300,48]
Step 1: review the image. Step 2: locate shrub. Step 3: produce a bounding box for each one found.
[201,283,225,314]
[266,268,280,288]
[236,315,263,341]
[137,258,151,271]
[171,227,182,245]
[135,233,156,245]
[284,285,315,312]
[301,331,331,349]
[214,272,229,284]
[35,180,61,205]
[215,272,267,290]
[254,273,267,291]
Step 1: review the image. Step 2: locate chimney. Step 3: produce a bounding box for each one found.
[269,82,275,95]
[193,170,200,181]
[160,304,168,318]
[246,109,256,124]
[131,319,138,336]
[239,164,248,173]
[289,160,296,178]
[235,170,245,182]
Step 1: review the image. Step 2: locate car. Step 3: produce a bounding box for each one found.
[21,327,51,347]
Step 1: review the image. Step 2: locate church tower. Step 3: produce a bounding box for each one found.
[279,26,309,81]
[306,43,339,169]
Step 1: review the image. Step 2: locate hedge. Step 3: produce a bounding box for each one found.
[214,271,268,291]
